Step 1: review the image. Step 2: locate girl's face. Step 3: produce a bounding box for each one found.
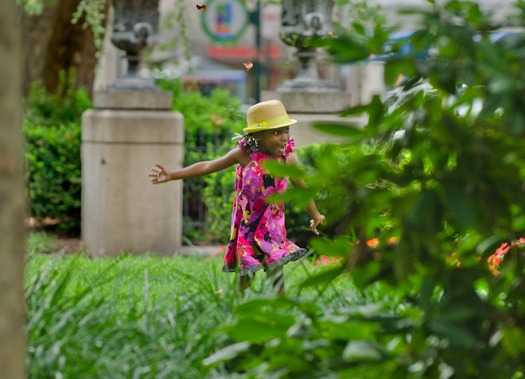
[255,127,291,157]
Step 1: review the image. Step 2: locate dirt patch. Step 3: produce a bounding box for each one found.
[27,217,83,254]
[50,238,84,254]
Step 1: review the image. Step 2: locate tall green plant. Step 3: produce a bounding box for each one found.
[25,252,361,378]
[206,1,525,377]
[25,254,235,378]
[25,121,82,233]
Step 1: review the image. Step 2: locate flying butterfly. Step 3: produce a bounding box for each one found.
[196,4,206,11]
[243,61,253,71]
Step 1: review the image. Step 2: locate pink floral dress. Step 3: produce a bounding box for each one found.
[222,138,308,275]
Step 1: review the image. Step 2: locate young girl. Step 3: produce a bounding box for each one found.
[149,99,325,293]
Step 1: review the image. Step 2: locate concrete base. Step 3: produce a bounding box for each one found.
[262,89,352,114]
[82,107,184,257]
[93,89,173,110]
[284,113,365,148]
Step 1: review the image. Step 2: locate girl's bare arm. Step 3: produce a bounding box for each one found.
[149,147,248,184]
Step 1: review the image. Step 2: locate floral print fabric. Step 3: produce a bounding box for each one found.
[222,138,307,275]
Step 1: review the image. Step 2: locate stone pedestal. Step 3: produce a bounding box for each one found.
[82,90,184,256]
[264,89,352,114]
[262,90,364,148]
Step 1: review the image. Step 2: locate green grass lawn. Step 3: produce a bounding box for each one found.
[25,232,365,378]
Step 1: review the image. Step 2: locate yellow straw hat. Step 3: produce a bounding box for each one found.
[243,99,297,134]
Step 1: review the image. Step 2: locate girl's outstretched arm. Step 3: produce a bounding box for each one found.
[149,147,248,184]
[286,153,326,235]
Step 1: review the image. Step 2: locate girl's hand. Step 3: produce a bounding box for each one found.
[309,214,325,235]
[149,163,171,184]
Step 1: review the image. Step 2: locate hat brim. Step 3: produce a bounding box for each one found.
[243,118,298,134]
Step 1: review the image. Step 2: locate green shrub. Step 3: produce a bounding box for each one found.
[284,144,340,248]
[203,1,525,377]
[24,121,82,233]
[24,74,92,234]
[24,74,92,127]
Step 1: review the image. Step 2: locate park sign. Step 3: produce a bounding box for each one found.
[201,0,249,44]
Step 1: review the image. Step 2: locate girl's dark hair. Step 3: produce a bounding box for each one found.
[242,134,259,152]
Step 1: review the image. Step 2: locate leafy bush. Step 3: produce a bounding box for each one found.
[24,75,91,234]
[25,121,83,233]
[24,74,92,127]
[284,144,342,248]
[203,1,525,377]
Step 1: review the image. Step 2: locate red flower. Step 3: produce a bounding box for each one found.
[314,255,342,266]
[487,242,511,275]
[446,252,462,267]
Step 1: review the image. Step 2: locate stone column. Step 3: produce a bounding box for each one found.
[82,90,184,256]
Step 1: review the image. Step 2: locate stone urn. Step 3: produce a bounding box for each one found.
[279,0,337,91]
[110,0,160,89]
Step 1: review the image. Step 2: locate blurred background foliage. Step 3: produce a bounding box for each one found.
[24,74,91,234]
[22,0,525,377]
[206,0,525,378]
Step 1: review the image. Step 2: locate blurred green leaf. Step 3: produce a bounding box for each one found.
[430,319,479,348]
[347,262,381,289]
[310,235,352,258]
[319,320,380,341]
[384,58,415,88]
[502,327,525,355]
[228,314,295,343]
[313,123,364,138]
[342,340,388,362]
[326,34,372,63]
[263,160,306,179]
[300,265,345,289]
[202,342,251,366]
[443,185,479,229]
[268,186,318,208]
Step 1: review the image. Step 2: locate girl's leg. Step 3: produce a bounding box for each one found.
[266,266,285,295]
[239,274,253,293]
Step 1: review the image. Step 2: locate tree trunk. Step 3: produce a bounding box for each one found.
[0,1,26,378]
[22,0,109,98]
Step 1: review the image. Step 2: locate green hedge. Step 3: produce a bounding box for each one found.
[24,78,91,234]
[25,121,82,232]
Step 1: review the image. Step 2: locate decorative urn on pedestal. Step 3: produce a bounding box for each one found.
[110,0,160,89]
[279,0,337,91]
